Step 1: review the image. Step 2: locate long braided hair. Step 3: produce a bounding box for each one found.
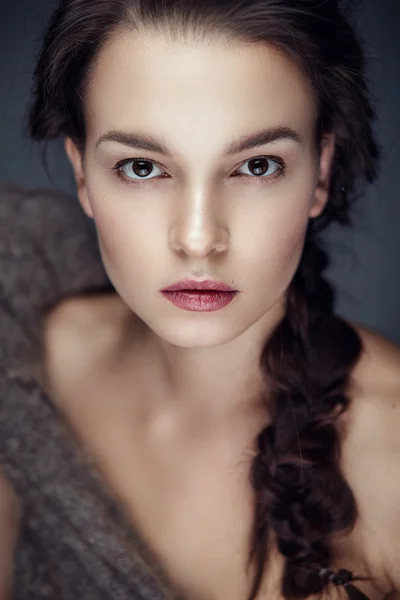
[26,1,382,598]
[248,232,367,599]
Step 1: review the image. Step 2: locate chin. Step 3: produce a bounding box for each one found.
[151,318,245,348]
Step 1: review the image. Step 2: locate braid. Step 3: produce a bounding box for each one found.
[247,228,364,600]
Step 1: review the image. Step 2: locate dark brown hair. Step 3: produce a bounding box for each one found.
[26,1,381,599]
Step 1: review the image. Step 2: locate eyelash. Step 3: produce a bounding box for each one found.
[111,155,286,187]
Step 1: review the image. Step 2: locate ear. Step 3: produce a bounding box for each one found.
[309,133,336,219]
[64,137,93,218]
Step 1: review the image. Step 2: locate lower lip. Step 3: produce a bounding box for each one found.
[161,290,237,312]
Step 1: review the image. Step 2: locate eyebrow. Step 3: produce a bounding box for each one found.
[95,125,303,156]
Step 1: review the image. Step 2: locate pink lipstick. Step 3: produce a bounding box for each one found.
[161,278,238,312]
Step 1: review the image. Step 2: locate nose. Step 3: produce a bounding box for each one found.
[169,194,229,258]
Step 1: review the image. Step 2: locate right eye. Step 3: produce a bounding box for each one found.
[112,158,168,185]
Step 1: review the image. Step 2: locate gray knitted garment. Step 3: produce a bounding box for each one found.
[0,182,177,600]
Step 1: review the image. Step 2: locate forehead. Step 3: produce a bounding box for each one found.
[85,30,317,147]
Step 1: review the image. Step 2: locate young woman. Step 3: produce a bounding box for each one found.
[0,0,399,599]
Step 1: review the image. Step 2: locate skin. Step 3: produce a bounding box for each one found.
[64,31,335,417]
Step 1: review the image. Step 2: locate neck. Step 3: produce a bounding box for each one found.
[126,294,286,419]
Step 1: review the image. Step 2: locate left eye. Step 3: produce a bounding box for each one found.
[234,156,282,178]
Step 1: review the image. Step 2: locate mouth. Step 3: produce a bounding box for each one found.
[160,287,237,312]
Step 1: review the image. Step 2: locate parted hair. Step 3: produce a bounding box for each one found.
[26,1,381,598]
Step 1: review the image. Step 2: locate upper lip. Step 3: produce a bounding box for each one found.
[162,278,237,292]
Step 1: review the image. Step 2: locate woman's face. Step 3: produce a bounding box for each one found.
[65,31,335,348]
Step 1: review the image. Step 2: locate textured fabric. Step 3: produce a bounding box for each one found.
[0,182,176,600]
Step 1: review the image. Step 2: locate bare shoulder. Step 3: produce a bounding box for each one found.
[340,320,400,454]
[41,293,136,394]
[44,292,129,335]
[349,321,400,396]
[342,319,400,459]
[340,320,400,594]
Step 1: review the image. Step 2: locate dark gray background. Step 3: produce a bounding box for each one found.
[1,0,399,343]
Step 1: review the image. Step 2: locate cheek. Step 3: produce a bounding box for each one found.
[241,208,310,288]
[87,198,151,281]
[272,217,309,267]
[93,211,128,265]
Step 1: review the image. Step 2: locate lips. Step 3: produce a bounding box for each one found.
[162,278,236,292]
